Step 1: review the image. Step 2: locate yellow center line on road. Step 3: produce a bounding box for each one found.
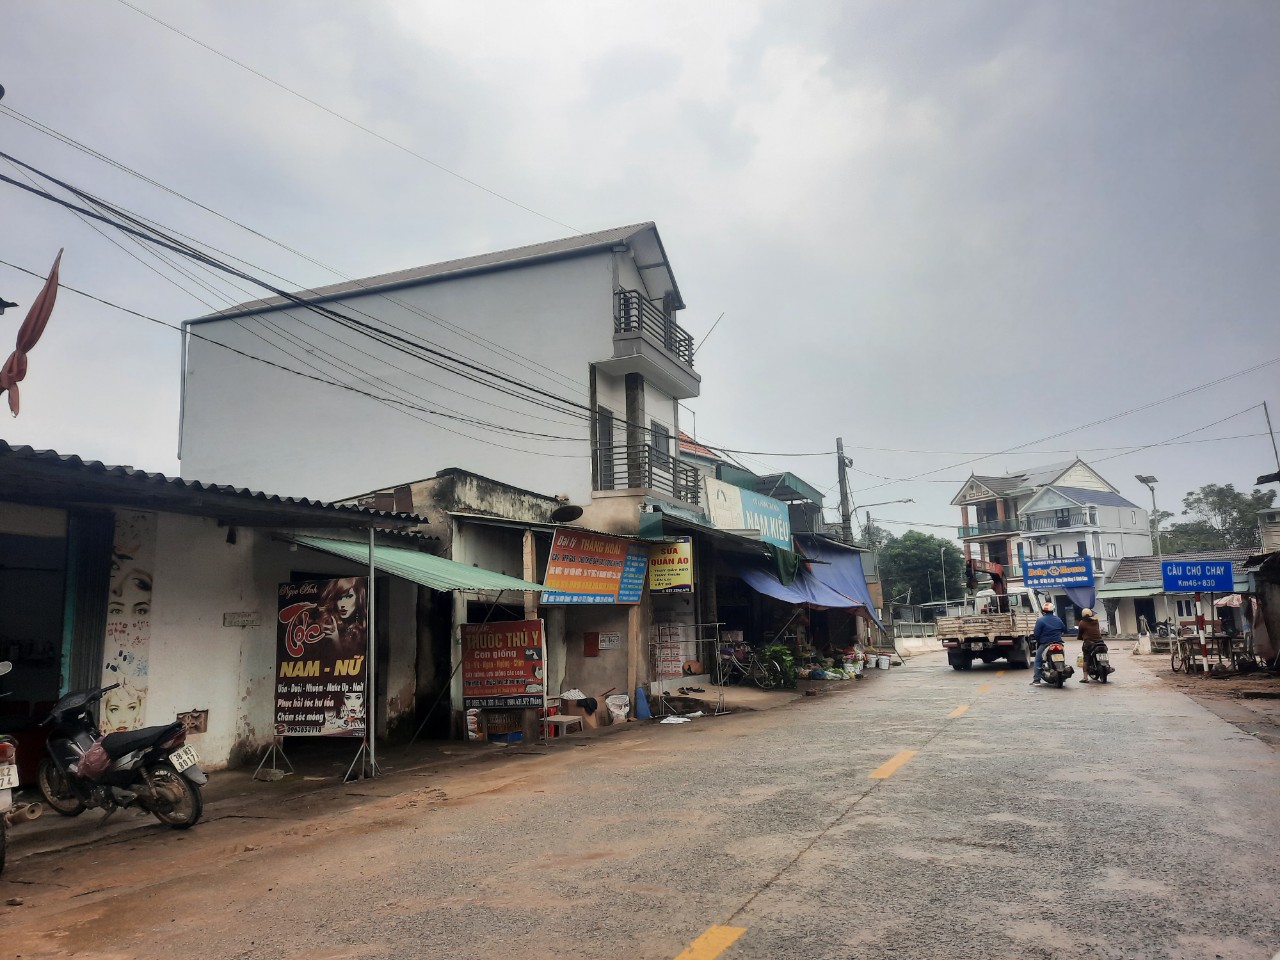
[995,670,1005,677]
[976,683,991,694]
[948,704,969,718]
[870,749,918,779]
[674,924,746,960]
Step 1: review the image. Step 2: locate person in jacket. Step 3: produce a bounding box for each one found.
[1031,602,1065,685]
[1076,607,1102,682]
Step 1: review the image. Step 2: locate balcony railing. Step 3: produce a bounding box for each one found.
[616,290,695,367]
[956,518,1020,538]
[1023,511,1094,531]
[595,443,701,505]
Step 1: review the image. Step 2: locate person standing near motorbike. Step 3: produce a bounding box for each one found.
[1031,602,1066,685]
[1076,608,1102,683]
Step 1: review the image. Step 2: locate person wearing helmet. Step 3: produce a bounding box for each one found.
[1076,607,1102,682]
[1031,601,1065,684]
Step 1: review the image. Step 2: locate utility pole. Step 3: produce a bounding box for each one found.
[836,437,854,544]
[1265,401,1280,474]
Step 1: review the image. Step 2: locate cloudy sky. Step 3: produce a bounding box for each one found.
[3,0,1278,535]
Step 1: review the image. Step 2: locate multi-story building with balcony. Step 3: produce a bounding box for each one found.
[178,222,702,527]
[951,460,1152,607]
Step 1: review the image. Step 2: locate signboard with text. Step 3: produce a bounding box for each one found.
[1020,556,1095,589]
[703,477,793,551]
[648,537,695,594]
[1162,560,1234,593]
[274,578,368,738]
[461,620,546,709]
[541,529,649,604]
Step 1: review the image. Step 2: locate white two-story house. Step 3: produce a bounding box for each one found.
[952,460,1152,621]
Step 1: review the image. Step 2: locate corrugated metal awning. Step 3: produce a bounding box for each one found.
[294,536,544,593]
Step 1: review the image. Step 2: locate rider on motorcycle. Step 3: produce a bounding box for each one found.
[1077,608,1102,683]
[1030,602,1065,685]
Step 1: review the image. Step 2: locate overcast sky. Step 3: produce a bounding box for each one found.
[3,0,1278,536]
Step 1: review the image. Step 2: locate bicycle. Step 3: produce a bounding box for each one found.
[716,649,784,690]
[1169,636,1195,674]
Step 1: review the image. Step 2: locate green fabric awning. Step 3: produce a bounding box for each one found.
[295,536,545,593]
[1096,584,1163,599]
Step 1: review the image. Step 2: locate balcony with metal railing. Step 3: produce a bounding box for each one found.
[1023,511,1095,531]
[595,444,701,505]
[956,517,1021,538]
[597,290,701,400]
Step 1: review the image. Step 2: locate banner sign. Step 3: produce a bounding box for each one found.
[1020,556,1095,589]
[274,578,368,737]
[541,529,649,604]
[461,620,545,708]
[648,537,694,594]
[703,477,792,550]
[1162,560,1234,593]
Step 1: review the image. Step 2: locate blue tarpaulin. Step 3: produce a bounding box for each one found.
[731,535,882,628]
[797,534,883,628]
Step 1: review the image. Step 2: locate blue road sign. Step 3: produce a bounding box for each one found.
[1161,560,1234,593]
[1021,556,1095,589]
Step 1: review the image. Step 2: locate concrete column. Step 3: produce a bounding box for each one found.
[522,529,537,621]
[450,592,468,739]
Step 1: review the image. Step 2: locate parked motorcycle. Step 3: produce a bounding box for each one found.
[1040,641,1074,688]
[1,662,43,875]
[37,681,206,829]
[1084,639,1114,684]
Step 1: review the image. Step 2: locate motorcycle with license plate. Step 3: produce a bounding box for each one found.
[1083,639,1115,683]
[37,681,206,830]
[1,661,44,875]
[1040,641,1074,688]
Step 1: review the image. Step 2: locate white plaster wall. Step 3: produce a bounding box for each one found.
[145,519,421,769]
[595,368,628,426]
[452,522,528,581]
[1058,463,1110,490]
[181,254,617,503]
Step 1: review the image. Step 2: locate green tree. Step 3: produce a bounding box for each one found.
[1179,483,1275,550]
[879,531,964,606]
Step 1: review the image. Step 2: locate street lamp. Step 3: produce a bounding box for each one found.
[1135,474,1172,623]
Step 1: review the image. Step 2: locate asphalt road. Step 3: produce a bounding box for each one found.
[3,647,1278,960]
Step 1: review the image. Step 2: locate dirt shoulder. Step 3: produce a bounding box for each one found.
[1126,640,1280,749]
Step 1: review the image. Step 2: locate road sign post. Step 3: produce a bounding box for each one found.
[1161,562,1233,678]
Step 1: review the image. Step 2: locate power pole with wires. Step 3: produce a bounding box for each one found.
[836,437,854,544]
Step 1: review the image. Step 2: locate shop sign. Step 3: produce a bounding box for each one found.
[703,477,792,550]
[648,537,694,594]
[1162,560,1233,592]
[274,578,368,738]
[541,529,649,604]
[1020,556,1094,589]
[461,620,545,709]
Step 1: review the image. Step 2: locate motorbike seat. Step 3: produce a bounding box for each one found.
[100,722,182,759]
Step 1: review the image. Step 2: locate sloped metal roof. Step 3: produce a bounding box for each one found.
[1106,549,1254,584]
[0,440,425,529]
[190,222,683,324]
[295,535,543,593]
[1036,485,1141,510]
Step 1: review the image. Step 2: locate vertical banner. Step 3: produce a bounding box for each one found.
[648,537,695,594]
[461,620,546,708]
[274,578,369,737]
[101,510,155,733]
